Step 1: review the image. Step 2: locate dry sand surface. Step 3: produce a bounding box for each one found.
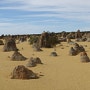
[0,40,90,90]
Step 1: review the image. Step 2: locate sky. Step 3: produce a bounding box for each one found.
[0,0,90,35]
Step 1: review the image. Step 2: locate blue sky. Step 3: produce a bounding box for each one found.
[0,0,90,35]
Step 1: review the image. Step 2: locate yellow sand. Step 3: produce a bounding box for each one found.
[0,41,90,90]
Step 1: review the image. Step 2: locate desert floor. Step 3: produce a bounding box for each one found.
[0,40,90,90]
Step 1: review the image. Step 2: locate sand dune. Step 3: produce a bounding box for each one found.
[0,41,90,90]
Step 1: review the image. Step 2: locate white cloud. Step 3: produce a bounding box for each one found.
[0,21,89,35]
[0,22,13,26]
[0,0,90,34]
[3,0,90,7]
[0,0,90,11]
[0,0,90,22]
[0,22,45,35]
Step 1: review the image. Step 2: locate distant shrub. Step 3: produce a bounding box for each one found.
[28,36,39,44]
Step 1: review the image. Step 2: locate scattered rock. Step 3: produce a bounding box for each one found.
[3,38,18,52]
[69,47,77,56]
[26,57,43,67]
[11,65,38,79]
[50,52,58,56]
[80,52,90,63]
[11,51,27,61]
[0,40,4,45]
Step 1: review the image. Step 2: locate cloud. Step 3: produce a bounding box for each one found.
[0,0,90,35]
[0,22,53,35]
[3,0,90,7]
[0,0,90,22]
[0,22,13,26]
[0,0,90,11]
[0,21,89,35]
